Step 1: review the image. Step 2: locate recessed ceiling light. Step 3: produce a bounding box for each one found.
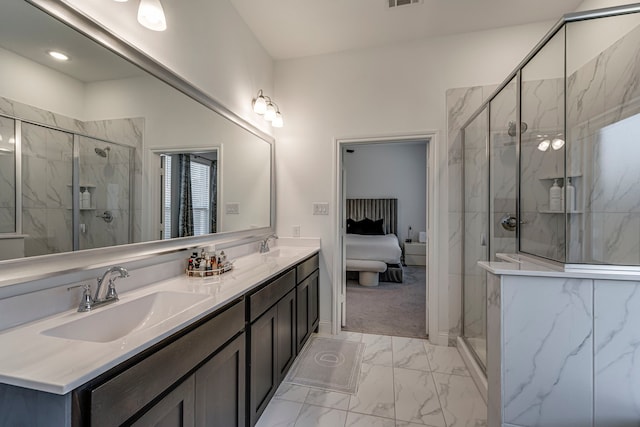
[48,50,69,61]
[113,0,128,2]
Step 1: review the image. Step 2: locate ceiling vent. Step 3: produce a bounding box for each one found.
[388,0,422,8]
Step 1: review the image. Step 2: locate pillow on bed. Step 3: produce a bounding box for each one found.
[347,218,385,235]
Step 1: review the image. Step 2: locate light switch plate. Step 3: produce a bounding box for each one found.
[312,202,329,215]
[226,202,240,214]
[292,225,300,237]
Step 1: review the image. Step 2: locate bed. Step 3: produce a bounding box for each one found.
[345,198,403,283]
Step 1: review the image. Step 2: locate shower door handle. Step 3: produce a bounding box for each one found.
[480,233,487,247]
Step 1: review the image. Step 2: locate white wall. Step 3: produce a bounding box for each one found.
[344,142,426,243]
[575,0,637,10]
[62,0,274,134]
[0,47,85,119]
[274,21,554,337]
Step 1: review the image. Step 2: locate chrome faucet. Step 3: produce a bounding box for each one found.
[92,266,128,308]
[68,266,129,312]
[259,234,278,253]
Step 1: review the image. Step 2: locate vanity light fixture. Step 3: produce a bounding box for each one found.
[137,0,167,32]
[551,136,565,150]
[48,50,69,61]
[537,138,551,152]
[252,90,284,127]
[537,133,565,152]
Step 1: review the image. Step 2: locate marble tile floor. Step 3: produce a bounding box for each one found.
[256,332,487,427]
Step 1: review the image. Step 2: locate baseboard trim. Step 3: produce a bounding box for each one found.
[457,336,488,403]
[317,321,332,335]
[429,331,449,347]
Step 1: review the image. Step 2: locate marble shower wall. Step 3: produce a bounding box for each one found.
[21,123,73,256]
[462,108,488,354]
[0,96,143,257]
[519,77,565,261]
[78,136,132,250]
[0,115,16,233]
[446,84,496,346]
[487,273,640,427]
[566,16,640,265]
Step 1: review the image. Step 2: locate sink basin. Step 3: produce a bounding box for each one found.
[42,291,208,343]
[263,247,307,258]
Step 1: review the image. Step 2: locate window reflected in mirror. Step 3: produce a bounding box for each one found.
[161,152,219,239]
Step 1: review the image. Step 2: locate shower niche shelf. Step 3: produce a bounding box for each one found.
[538,209,583,214]
[536,173,582,180]
[66,184,97,211]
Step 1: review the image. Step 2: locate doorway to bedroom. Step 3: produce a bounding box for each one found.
[338,137,429,339]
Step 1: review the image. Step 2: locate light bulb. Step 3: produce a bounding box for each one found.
[253,96,267,114]
[48,50,69,61]
[551,137,565,150]
[272,112,283,128]
[138,0,167,31]
[264,103,276,121]
[537,139,550,151]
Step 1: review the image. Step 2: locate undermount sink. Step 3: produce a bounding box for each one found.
[42,291,208,343]
[263,247,307,258]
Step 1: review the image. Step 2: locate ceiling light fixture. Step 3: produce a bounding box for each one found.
[48,50,69,61]
[252,90,284,128]
[137,0,167,32]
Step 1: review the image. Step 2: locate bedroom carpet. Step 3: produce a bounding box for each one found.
[343,266,427,339]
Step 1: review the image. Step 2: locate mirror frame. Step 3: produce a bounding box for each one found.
[0,0,276,290]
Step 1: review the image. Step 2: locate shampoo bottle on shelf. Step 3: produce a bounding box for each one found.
[549,179,562,212]
[566,178,576,212]
[81,188,91,209]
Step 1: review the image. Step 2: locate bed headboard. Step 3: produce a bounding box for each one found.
[346,198,398,235]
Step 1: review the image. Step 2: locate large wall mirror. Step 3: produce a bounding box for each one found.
[0,1,273,264]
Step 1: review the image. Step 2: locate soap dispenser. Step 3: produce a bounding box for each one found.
[566,178,576,212]
[81,187,91,209]
[549,179,562,211]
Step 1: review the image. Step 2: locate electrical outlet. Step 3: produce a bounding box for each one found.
[226,202,240,214]
[312,202,329,215]
[292,225,300,237]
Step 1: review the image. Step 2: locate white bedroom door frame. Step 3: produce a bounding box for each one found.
[332,131,439,341]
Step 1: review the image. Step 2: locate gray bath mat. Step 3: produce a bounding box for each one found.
[284,336,364,394]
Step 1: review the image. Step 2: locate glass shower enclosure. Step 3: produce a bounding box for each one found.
[460,6,640,371]
[2,114,134,258]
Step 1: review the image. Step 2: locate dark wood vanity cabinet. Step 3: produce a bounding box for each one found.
[247,253,320,427]
[296,255,319,353]
[247,270,296,426]
[2,252,319,427]
[73,299,246,427]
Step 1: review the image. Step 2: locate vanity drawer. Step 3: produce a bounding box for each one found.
[249,269,295,323]
[296,254,319,283]
[89,299,245,427]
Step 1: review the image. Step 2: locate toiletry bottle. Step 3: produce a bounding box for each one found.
[81,188,91,209]
[220,251,226,263]
[566,178,576,212]
[549,179,562,211]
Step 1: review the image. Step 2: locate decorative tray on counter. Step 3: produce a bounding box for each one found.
[186,262,233,278]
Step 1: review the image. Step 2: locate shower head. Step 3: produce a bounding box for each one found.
[95,147,110,158]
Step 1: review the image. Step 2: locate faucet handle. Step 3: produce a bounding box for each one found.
[68,284,93,312]
[105,279,119,301]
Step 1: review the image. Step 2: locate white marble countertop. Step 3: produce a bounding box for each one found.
[0,245,319,395]
[479,253,640,281]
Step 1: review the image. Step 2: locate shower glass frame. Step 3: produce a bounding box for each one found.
[460,3,640,372]
[0,111,135,255]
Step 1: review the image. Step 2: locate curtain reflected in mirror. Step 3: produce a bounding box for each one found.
[161,151,218,239]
